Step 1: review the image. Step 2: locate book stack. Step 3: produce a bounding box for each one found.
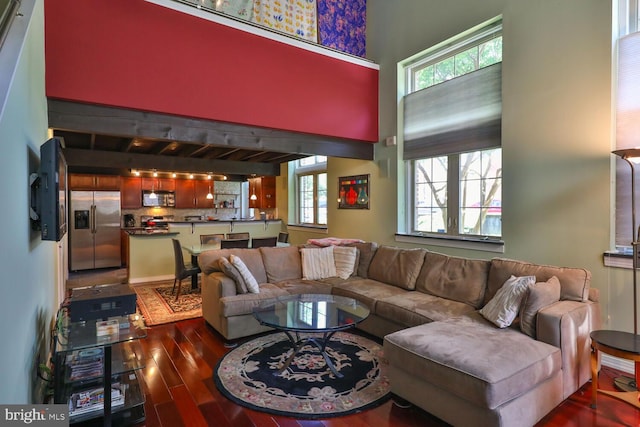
[66,348,104,381]
[68,384,125,417]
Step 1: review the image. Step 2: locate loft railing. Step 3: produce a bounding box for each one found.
[155,0,371,63]
[0,0,20,49]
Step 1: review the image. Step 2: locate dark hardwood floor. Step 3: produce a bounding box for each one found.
[131,318,640,427]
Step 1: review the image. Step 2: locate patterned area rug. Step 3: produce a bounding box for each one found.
[215,331,390,418]
[133,282,202,326]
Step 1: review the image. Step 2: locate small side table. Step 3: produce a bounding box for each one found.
[590,330,640,409]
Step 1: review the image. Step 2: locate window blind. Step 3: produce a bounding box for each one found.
[403,62,502,160]
[615,32,640,246]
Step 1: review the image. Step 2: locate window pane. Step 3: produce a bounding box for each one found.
[454,46,478,77]
[299,155,327,167]
[434,57,455,84]
[317,173,327,225]
[299,175,315,223]
[414,65,434,91]
[459,149,502,236]
[479,36,503,67]
[414,157,448,233]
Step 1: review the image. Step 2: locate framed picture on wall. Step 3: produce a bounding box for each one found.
[338,174,369,209]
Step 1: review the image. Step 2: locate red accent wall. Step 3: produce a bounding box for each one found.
[44,0,378,142]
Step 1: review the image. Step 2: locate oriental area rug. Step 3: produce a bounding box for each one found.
[214,331,391,419]
[133,282,202,326]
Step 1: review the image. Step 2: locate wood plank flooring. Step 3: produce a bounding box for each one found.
[132,317,640,427]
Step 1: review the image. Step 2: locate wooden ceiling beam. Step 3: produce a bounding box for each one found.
[48,99,375,160]
[62,148,280,176]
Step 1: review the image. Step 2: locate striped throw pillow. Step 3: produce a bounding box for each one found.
[230,254,260,293]
[333,246,358,279]
[479,275,535,328]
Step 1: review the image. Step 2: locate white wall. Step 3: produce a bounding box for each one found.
[287,1,618,329]
[0,0,60,403]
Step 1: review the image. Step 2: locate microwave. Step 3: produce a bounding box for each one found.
[142,190,175,207]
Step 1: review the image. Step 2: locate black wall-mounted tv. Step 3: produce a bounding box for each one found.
[39,137,67,241]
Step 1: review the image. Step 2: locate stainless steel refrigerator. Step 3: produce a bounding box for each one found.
[70,191,121,271]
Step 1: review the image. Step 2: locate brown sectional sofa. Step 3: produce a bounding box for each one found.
[198,243,600,427]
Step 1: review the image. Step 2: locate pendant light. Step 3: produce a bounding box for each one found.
[250,177,258,201]
[206,174,214,199]
[149,170,158,199]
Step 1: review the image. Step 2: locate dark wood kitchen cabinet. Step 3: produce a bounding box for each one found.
[249,177,276,209]
[261,176,276,208]
[121,177,142,209]
[141,177,175,191]
[175,179,194,208]
[69,174,121,190]
[195,180,214,208]
[175,179,214,208]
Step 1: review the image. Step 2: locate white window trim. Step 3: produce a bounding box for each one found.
[292,157,327,228]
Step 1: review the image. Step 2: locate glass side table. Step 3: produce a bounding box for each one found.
[54,313,147,426]
[590,330,640,409]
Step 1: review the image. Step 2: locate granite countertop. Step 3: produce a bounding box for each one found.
[123,228,178,236]
[169,219,282,224]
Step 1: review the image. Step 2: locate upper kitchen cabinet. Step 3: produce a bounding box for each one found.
[175,179,213,209]
[195,180,214,209]
[121,177,142,209]
[141,177,175,191]
[175,179,195,209]
[249,177,276,209]
[261,177,276,209]
[69,174,120,191]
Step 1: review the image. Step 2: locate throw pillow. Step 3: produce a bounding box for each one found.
[301,246,337,280]
[229,254,260,293]
[218,257,248,294]
[333,246,358,279]
[519,276,561,338]
[479,275,536,328]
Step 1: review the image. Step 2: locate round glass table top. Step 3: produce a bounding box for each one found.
[252,294,370,332]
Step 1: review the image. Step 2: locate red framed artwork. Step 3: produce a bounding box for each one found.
[338,174,370,209]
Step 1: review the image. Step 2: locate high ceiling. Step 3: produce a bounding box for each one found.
[48,100,374,180]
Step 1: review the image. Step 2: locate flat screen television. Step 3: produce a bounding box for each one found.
[39,137,67,241]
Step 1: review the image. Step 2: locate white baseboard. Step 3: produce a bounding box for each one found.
[602,353,635,374]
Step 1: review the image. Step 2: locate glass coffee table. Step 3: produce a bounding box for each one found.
[252,294,370,378]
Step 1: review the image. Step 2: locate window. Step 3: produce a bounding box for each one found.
[615,0,640,250]
[294,156,327,226]
[402,17,503,241]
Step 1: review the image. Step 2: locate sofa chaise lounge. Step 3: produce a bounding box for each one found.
[198,243,600,426]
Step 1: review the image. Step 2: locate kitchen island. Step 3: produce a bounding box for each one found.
[126,220,284,283]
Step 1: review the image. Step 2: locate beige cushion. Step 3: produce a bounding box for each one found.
[520,276,561,338]
[333,246,358,279]
[487,258,590,303]
[368,246,427,290]
[218,257,248,294]
[479,275,535,328]
[230,254,259,293]
[415,251,490,309]
[198,248,268,283]
[345,241,378,278]
[383,312,562,409]
[376,292,477,328]
[260,246,303,283]
[301,246,337,280]
[332,278,408,313]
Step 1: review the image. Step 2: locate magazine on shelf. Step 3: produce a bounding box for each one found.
[68,383,125,417]
[66,348,104,381]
